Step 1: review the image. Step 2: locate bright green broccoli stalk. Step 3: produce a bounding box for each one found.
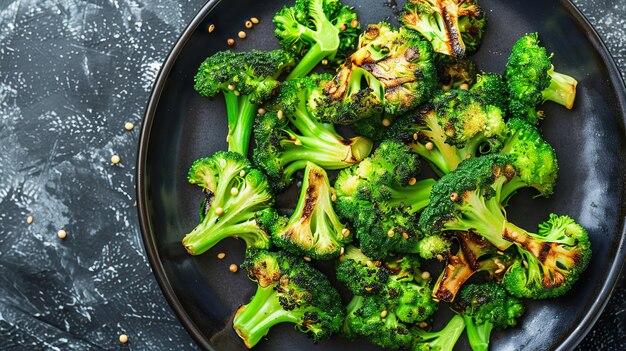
[412,314,466,351]
[432,232,515,302]
[182,152,274,255]
[268,162,352,259]
[388,89,506,176]
[194,50,294,155]
[434,54,477,91]
[453,282,525,351]
[499,117,559,202]
[503,214,591,299]
[233,250,344,348]
[505,33,578,124]
[253,74,373,191]
[419,154,591,298]
[334,141,436,259]
[401,0,486,58]
[274,0,360,80]
[470,72,508,113]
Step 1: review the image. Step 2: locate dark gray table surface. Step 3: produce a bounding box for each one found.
[0,0,624,350]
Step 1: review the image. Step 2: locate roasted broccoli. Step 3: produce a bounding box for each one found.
[412,314,466,351]
[453,282,525,351]
[435,54,477,91]
[233,250,344,348]
[253,74,372,191]
[182,152,274,255]
[415,234,452,260]
[420,154,591,298]
[274,0,360,80]
[268,162,352,259]
[194,50,294,155]
[470,72,508,113]
[401,0,486,58]
[505,33,578,124]
[334,141,436,259]
[388,89,506,176]
[336,246,392,295]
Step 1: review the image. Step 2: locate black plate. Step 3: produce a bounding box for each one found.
[137,0,626,350]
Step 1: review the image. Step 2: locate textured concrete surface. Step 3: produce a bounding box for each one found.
[0,0,623,350]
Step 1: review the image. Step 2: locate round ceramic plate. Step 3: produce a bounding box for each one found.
[137,0,626,350]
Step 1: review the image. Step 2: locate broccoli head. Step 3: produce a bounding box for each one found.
[336,246,392,295]
[453,282,525,351]
[253,74,373,191]
[505,33,578,124]
[434,54,477,91]
[194,50,294,155]
[274,0,360,79]
[470,72,508,113]
[401,0,486,58]
[416,234,452,260]
[233,250,344,348]
[269,162,352,259]
[182,151,274,255]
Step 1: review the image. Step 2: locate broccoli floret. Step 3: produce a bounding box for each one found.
[182,152,274,255]
[503,214,591,299]
[416,234,452,260]
[401,0,486,58]
[274,0,359,80]
[233,250,344,348]
[334,141,436,259]
[470,72,508,113]
[419,154,591,298]
[316,23,437,131]
[505,33,578,124]
[499,117,559,202]
[253,75,373,191]
[336,246,392,295]
[434,54,477,91]
[388,90,506,176]
[432,232,515,302]
[269,162,352,259]
[412,314,466,351]
[194,50,294,155]
[453,282,525,351]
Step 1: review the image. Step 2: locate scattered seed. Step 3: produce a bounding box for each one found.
[459,83,469,90]
[341,228,350,237]
[215,207,224,215]
[366,260,374,267]
[497,251,504,255]
[233,90,240,96]
[523,260,528,268]
[258,108,266,115]
[395,258,404,263]
[387,229,395,237]
[375,261,382,267]
[277,110,284,119]
[303,256,312,262]
[238,31,247,39]
[495,268,504,274]
[381,118,391,127]
[450,192,459,201]
[421,271,431,280]
[432,298,440,302]
[321,59,329,65]
[340,23,347,31]
[465,153,472,159]
[380,310,388,318]
[351,19,359,28]
[408,177,417,186]
[447,264,456,271]
[133,201,137,207]
[340,247,345,256]
[436,254,444,261]
[208,24,215,33]
[419,322,428,328]
[57,229,67,239]
[230,187,239,196]
[250,17,260,24]
[239,170,246,177]
[111,155,121,164]
[227,38,235,46]
[227,84,235,90]
[413,132,419,141]
[124,122,134,131]
[328,86,338,94]
[217,252,226,259]
[365,287,373,292]
[425,142,434,151]
[245,21,253,29]
[331,193,337,202]
[26,215,33,224]
[402,232,409,239]
[119,334,129,343]
[229,264,238,272]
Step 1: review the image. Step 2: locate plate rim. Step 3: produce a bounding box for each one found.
[136,1,626,350]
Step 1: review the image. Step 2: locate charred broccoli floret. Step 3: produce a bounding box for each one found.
[233,250,344,348]
[253,74,372,191]
[470,72,508,113]
[182,152,274,255]
[194,50,294,155]
[336,246,392,295]
[453,282,525,351]
[268,162,352,259]
[435,54,477,91]
[401,0,486,58]
[274,0,360,80]
[505,33,578,124]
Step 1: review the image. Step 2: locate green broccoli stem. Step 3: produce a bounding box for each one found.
[233,285,300,348]
[412,114,463,175]
[348,66,385,98]
[224,91,258,155]
[415,314,466,351]
[500,175,527,204]
[542,68,577,109]
[387,178,436,213]
[462,315,492,351]
[182,216,269,255]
